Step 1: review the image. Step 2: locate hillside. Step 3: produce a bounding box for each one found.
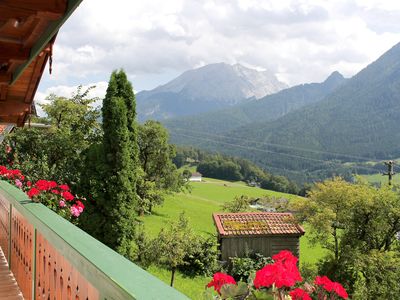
[165,71,346,134]
[168,42,400,182]
[141,177,324,299]
[136,63,287,121]
[231,42,400,158]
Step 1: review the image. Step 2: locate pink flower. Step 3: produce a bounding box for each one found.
[70,205,81,217]
[59,200,66,208]
[15,179,23,189]
[75,200,85,213]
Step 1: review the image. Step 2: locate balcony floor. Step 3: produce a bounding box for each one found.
[0,247,23,300]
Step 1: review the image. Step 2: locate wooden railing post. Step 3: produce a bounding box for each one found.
[8,203,12,270]
[32,228,37,299]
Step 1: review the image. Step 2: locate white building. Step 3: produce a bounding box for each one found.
[189,172,202,182]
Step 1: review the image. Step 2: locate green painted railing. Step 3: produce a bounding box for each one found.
[0,180,189,300]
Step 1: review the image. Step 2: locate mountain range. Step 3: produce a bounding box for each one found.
[136,63,287,121]
[157,42,400,182]
[164,70,346,135]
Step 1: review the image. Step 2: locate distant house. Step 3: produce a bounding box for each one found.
[189,172,202,182]
[213,212,305,261]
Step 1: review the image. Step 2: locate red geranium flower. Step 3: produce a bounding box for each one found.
[254,250,302,289]
[290,288,312,300]
[62,191,75,201]
[27,187,40,198]
[332,282,348,299]
[315,276,348,299]
[315,276,334,292]
[59,184,70,191]
[35,180,51,191]
[207,272,236,294]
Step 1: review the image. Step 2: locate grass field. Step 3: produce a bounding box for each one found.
[363,173,400,185]
[141,177,326,299]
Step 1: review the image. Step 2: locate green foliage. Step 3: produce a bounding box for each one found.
[353,251,400,300]
[229,252,272,282]
[131,224,154,269]
[221,195,250,213]
[179,235,219,277]
[0,86,101,184]
[137,120,185,214]
[81,70,139,259]
[154,212,194,286]
[296,177,400,296]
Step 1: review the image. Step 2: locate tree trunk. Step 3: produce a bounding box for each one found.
[333,227,339,261]
[170,268,176,287]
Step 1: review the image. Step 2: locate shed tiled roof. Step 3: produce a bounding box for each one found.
[213,212,305,236]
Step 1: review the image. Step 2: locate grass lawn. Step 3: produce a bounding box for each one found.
[140,178,326,299]
[362,173,400,185]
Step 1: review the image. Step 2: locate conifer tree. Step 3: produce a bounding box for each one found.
[81,70,140,258]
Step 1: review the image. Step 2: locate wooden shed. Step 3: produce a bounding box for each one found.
[213,212,305,261]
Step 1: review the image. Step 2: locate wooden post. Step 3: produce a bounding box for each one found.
[383,160,396,185]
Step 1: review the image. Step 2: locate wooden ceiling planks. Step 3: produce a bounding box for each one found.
[0,0,82,126]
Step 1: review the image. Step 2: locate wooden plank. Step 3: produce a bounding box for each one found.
[0,44,30,61]
[0,247,24,299]
[0,85,8,101]
[0,102,30,115]
[0,73,12,84]
[0,0,67,16]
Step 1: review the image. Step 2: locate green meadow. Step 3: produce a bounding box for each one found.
[140,178,326,299]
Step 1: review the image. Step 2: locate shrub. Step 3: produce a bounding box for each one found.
[179,235,219,276]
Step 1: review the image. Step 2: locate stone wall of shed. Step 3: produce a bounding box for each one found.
[220,235,300,261]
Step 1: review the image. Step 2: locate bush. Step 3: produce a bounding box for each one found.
[179,235,219,277]
[229,252,272,282]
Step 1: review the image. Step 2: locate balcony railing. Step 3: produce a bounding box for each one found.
[0,180,188,300]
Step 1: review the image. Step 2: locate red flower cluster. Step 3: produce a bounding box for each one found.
[1,165,85,220]
[206,272,236,294]
[0,166,24,181]
[290,288,312,300]
[254,250,302,289]
[315,276,348,299]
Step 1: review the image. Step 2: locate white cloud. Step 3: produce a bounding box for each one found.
[37,0,400,93]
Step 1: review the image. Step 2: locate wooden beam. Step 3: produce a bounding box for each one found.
[0,36,22,45]
[0,73,12,84]
[0,0,68,16]
[0,85,8,101]
[0,45,30,61]
[0,102,30,115]
[12,0,84,84]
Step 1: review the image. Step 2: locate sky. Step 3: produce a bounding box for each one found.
[35,0,400,105]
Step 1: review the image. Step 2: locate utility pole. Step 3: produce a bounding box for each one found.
[383,160,396,185]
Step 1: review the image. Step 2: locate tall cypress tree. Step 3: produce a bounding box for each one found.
[80,70,139,258]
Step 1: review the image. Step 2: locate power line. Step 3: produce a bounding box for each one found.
[172,131,380,173]
[169,127,381,163]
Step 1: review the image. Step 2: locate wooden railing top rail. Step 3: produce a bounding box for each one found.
[0,181,189,300]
